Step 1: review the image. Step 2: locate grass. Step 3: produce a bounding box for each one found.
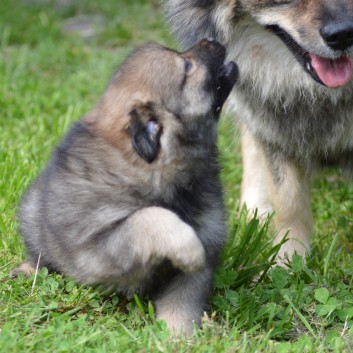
[1,0,353,351]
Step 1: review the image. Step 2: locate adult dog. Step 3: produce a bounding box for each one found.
[164,0,353,260]
[11,39,238,334]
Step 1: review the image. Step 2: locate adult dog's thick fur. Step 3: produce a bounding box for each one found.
[164,0,353,260]
[12,39,238,335]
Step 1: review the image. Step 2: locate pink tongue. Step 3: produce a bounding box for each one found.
[310,54,352,88]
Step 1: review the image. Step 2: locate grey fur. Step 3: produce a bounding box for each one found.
[13,40,237,334]
[164,0,353,259]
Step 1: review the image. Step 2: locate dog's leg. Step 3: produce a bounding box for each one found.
[240,125,313,260]
[265,154,314,260]
[154,268,213,336]
[73,206,206,284]
[240,124,272,217]
[10,261,36,278]
[117,206,206,273]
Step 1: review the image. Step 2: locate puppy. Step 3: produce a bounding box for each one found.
[12,39,238,335]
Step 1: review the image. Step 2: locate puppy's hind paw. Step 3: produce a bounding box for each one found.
[10,262,35,278]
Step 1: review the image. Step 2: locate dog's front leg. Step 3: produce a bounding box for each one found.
[153,268,213,336]
[117,206,206,273]
[240,125,314,260]
[240,124,273,217]
[264,150,314,261]
[269,164,314,261]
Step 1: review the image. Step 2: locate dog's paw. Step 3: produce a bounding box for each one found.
[168,225,206,273]
[10,262,35,278]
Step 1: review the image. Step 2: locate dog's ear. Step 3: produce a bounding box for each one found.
[128,103,163,163]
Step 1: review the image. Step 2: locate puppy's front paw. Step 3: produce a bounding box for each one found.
[168,225,206,273]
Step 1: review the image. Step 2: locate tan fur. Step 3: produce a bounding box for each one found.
[241,124,314,260]
[240,124,272,217]
[10,262,35,278]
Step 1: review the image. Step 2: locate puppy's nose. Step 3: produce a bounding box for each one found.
[320,21,353,51]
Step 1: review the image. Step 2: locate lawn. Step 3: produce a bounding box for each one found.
[1,0,353,352]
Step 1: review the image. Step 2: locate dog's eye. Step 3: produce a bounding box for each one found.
[183,57,193,73]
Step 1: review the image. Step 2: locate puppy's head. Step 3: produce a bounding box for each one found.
[88,39,238,163]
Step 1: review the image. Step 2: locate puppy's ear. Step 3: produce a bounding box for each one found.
[129,103,163,163]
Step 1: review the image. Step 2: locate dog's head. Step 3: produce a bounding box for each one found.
[88,39,237,163]
[115,39,237,119]
[244,0,353,88]
[165,0,353,89]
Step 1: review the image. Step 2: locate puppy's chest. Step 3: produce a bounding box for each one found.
[157,169,222,229]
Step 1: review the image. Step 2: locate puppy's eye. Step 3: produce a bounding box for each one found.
[183,57,193,73]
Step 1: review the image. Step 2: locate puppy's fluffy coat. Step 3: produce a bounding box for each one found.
[12,39,238,334]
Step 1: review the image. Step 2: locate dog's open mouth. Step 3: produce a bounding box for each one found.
[267,25,353,88]
[213,61,238,117]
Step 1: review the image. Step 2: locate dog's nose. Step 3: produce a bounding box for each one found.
[320,21,353,51]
